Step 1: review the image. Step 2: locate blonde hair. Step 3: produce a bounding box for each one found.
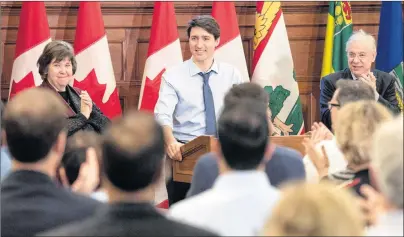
[334,101,393,167]
[262,182,365,236]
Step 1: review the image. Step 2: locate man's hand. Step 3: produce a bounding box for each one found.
[359,72,377,91]
[166,142,184,161]
[310,122,334,145]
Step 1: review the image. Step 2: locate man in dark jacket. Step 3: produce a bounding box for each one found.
[1,88,100,237]
[320,29,400,130]
[40,111,217,236]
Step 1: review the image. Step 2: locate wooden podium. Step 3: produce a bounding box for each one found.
[172,135,309,183]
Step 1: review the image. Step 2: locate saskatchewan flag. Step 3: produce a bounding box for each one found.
[251,2,304,135]
[375,1,403,112]
[321,1,353,78]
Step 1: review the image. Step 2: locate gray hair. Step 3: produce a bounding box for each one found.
[346,29,377,53]
[336,80,375,106]
[371,115,403,208]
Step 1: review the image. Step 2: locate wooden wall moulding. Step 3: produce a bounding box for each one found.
[1,1,386,128]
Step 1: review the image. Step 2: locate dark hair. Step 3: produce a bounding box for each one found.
[3,88,67,163]
[224,82,269,108]
[187,15,220,40]
[336,80,375,106]
[60,131,102,185]
[218,99,269,170]
[102,110,165,192]
[37,40,77,80]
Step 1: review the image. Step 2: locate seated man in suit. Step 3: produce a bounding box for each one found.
[40,111,217,236]
[187,82,305,197]
[168,99,280,236]
[320,29,400,130]
[1,88,101,237]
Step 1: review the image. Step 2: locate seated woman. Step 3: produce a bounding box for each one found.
[37,40,109,136]
[304,101,393,196]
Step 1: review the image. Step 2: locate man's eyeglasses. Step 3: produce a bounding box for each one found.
[328,102,340,110]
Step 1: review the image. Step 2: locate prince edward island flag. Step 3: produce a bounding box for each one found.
[251,2,304,136]
[376,1,403,112]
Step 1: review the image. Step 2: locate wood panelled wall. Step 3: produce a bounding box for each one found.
[1,1,384,131]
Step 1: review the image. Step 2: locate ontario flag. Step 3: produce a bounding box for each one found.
[73,1,122,119]
[138,2,183,209]
[138,2,183,112]
[251,2,305,135]
[211,2,249,82]
[9,2,51,100]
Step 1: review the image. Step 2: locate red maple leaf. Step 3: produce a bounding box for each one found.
[139,68,166,112]
[9,72,36,100]
[73,69,121,119]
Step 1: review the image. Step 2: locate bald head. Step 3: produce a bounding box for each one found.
[4,87,67,162]
[102,110,165,192]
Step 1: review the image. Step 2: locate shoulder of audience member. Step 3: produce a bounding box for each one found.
[274,146,303,160]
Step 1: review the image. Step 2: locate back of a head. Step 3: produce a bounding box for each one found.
[223,82,269,108]
[371,115,403,209]
[218,99,269,170]
[263,181,365,236]
[102,110,165,192]
[3,88,67,163]
[336,80,375,107]
[334,100,393,166]
[62,131,102,185]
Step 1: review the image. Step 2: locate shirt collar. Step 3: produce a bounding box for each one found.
[188,58,219,77]
[213,170,272,191]
[351,72,358,80]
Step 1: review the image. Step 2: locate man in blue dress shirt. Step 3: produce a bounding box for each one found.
[154,15,244,206]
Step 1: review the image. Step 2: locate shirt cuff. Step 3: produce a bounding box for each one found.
[375,91,379,101]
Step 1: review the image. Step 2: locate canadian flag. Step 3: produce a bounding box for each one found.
[73,1,122,119]
[138,2,183,209]
[9,2,51,100]
[211,2,249,82]
[138,2,183,112]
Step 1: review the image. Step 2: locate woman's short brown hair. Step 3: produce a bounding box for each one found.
[37,40,77,80]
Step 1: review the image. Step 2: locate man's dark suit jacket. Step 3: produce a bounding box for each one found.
[186,145,306,198]
[1,170,101,236]
[320,68,400,130]
[39,202,218,236]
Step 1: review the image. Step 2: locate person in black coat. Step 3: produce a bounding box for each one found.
[39,111,217,236]
[37,40,110,137]
[1,88,101,237]
[320,29,400,130]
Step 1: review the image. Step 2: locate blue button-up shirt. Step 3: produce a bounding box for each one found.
[154,59,244,142]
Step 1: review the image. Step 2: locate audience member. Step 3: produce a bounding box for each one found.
[365,116,403,236]
[305,101,393,196]
[262,181,365,236]
[187,82,305,197]
[58,131,106,202]
[40,110,217,236]
[1,100,12,181]
[168,99,280,236]
[1,88,100,236]
[304,80,376,181]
